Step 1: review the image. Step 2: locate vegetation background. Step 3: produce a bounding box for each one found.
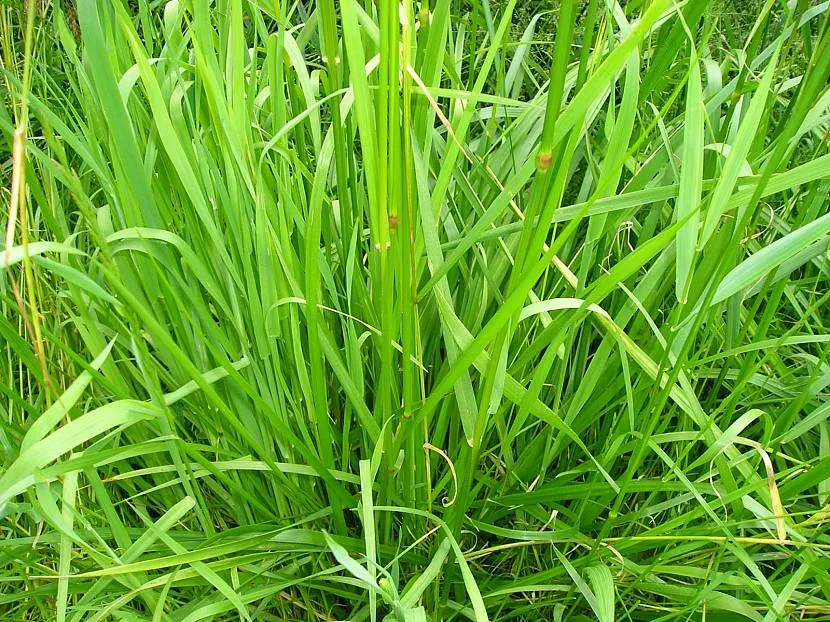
[1,0,829,620]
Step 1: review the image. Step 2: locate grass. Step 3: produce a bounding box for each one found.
[1,0,829,619]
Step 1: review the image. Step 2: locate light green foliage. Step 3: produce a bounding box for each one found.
[1,0,829,620]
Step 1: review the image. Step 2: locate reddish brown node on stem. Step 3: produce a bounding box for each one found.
[537,152,553,171]
[389,214,399,229]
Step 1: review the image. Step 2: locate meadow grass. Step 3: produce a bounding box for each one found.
[1,0,830,620]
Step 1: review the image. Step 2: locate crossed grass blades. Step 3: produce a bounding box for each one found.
[1,0,830,620]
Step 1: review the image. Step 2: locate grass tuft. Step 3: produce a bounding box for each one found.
[1,0,829,619]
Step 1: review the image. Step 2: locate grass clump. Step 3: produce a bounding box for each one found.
[1,0,830,620]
